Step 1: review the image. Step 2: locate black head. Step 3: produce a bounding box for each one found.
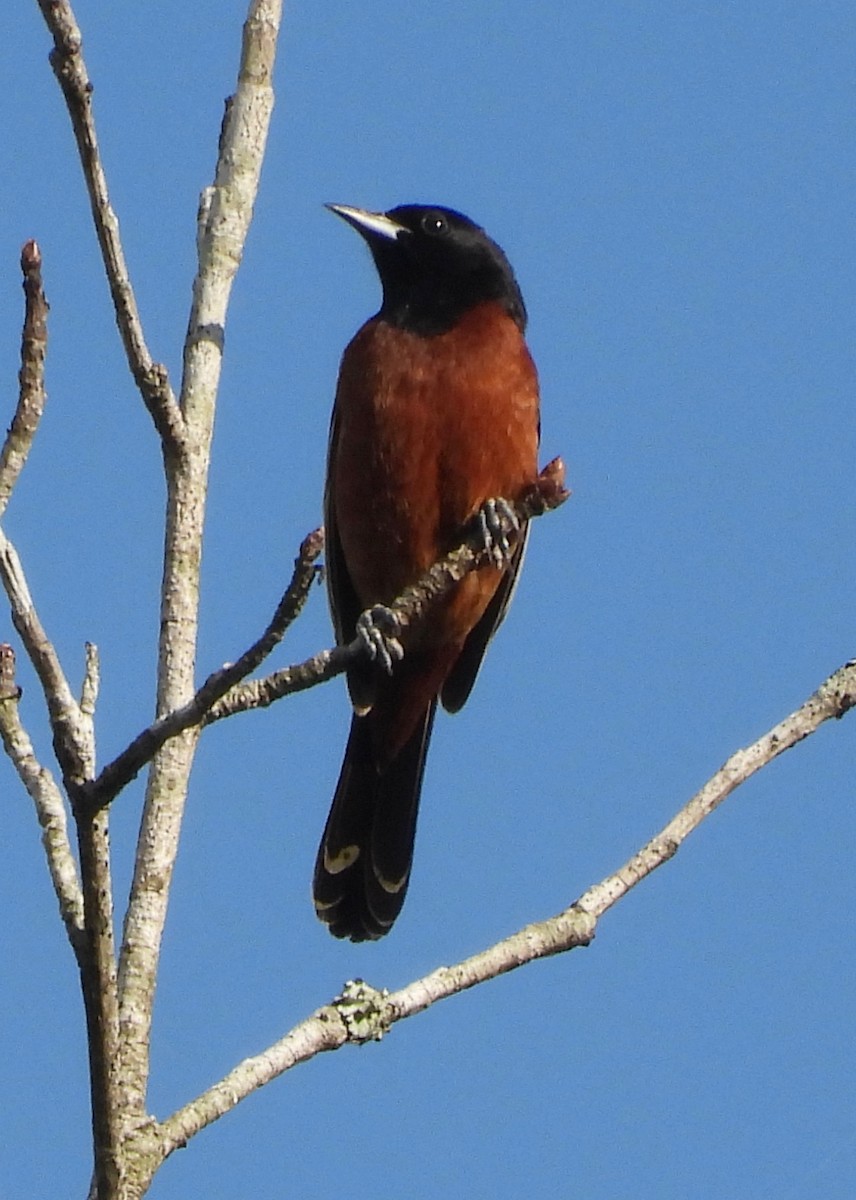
[327,203,527,337]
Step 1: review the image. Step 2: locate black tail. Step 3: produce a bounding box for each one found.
[313,701,436,941]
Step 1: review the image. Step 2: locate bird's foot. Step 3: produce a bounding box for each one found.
[476,497,521,568]
[356,605,404,675]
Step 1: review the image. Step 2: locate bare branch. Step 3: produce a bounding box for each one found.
[180,3,281,430]
[156,1009,348,1160]
[0,644,85,949]
[75,808,121,1198]
[34,0,183,447]
[0,526,91,789]
[152,657,856,1151]
[203,644,344,722]
[0,239,118,1175]
[84,527,323,810]
[83,458,566,808]
[0,238,93,793]
[116,0,284,1125]
[208,458,570,722]
[80,642,100,716]
[576,657,856,920]
[0,242,49,518]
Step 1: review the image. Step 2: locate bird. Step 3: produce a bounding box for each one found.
[314,202,541,941]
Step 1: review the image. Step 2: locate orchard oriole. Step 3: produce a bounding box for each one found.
[314,203,540,940]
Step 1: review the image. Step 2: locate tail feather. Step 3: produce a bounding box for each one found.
[313,702,437,941]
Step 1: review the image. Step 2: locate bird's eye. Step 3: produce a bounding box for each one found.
[420,212,449,236]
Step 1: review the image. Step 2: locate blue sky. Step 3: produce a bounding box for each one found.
[2,2,855,1197]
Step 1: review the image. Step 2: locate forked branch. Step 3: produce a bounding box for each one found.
[84,527,325,810]
[0,240,94,796]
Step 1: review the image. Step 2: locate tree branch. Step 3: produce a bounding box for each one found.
[34,0,183,448]
[207,458,570,722]
[0,530,92,788]
[75,807,121,1200]
[0,643,84,948]
[115,0,283,1127]
[0,242,93,792]
[81,457,567,811]
[1,224,120,1194]
[0,241,49,519]
[0,234,119,1187]
[152,657,856,1154]
[575,657,856,919]
[83,527,324,811]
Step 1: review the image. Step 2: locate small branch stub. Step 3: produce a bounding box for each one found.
[0,643,21,701]
[0,241,49,519]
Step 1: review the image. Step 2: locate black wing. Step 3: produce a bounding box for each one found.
[439,522,530,713]
[324,406,375,713]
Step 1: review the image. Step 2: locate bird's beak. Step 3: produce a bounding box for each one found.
[326,204,406,242]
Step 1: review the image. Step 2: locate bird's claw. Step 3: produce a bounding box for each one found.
[356,605,404,675]
[477,497,521,568]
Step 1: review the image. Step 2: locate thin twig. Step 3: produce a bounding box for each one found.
[35,0,183,448]
[576,657,856,920]
[80,642,100,717]
[152,657,856,1155]
[0,250,91,789]
[84,527,323,811]
[209,459,570,722]
[0,644,85,949]
[0,241,49,519]
[0,530,90,788]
